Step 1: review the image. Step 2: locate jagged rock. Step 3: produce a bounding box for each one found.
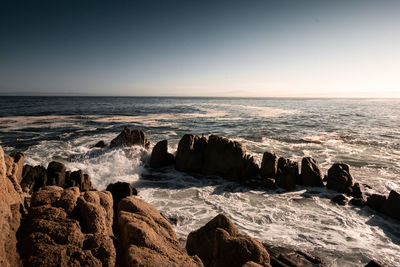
[150,140,174,168]
[349,197,366,207]
[106,181,137,210]
[21,165,47,193]
[186,213,271,267]
[8,152,24,183]
[263,243,323,267]
[0,146,24,267]
[175,134,208,172]
[331,194,348,206]
[47,161,66,187]
[276,158,298,191]
[261,152,278,179]
[382,190,400,220]
[352,183,364,199]
[68,170,92,191]
[118,196,203,266]
[326,163,354,194]
[366,194,387,213]
[19,186,116,267]
[4,155,24,195]
[300,157,324,187]
[93,140,106,148]
[110,127,149,148]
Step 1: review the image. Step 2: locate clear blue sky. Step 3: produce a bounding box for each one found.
[1,0,399,97]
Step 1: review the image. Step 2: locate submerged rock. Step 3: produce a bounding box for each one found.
[110,127,149,148]
[260,152,278,179]
[93,140,107,148]
[276,157,298,191]
[263,243,323,267]
[331,194,348,206]
[349,197,366,207]
[150,140,174,168]
[186,213,271,267]
[326,163,354,194]
[300,157,324,187]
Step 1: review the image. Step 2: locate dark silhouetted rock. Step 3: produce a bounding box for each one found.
[276,158,298,191]
[365,259,387,267]
[263,243,323,267]
[150,140,174,168]
[186,213,271,267]
[47,161,66,187]
[244,177,275,189]
[175,134,208,172]
[118,196,203,267]
[300,157,324,187]
[382,190,400,220]
[21,165,47,193]
[352,183,364,199]
[326,163,354,194]
[366,194,387,213]
[94,140,106,148]
[349,197,366,207]
[261,152,278,179]
[110,127,149,148]
[68,170,92,191]
[106,181,137,210]
[331,194,348,205]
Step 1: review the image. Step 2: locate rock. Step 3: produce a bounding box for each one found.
[47,161,66,187]
[0,146,24,267]
[243,177,275,189]
[331,194,348,205]
[118,196,203,267]
[382,190,400,220]
[300,157,324,187]
[150,140,174,168]
[68,170,92,191]
[8,152,24,183]
[19,186,116,267]
[263,243,323,267]
[366,194,387,213]
[110,127,149,148]
[365,259,387,267]
[276,158,298,191]
[21,165,47,193]
[175,134,207,173]
[349,197,366,207]
[93,140,106,148]
[260,152,278,179]
[186,213,271,267]
[326,163,354,194]
[4,155,24,195]
[352,183,364,199]
[106,181,137,210]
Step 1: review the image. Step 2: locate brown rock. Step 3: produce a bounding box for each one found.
[349,197,366,207]
[331,194,348,206]
[68,170,92,191]
[261,152,278,179]
[300,157,324,187]
[276,158,298,191]
[326,163,354,194]
[21,165,47,193]
[110,127,149,148]
[186,213,271,267]
[175,134,208,173]
[150,140,174,168]
[118,196,202,267]
[382,190,400,220]
[106,181,137,210]
[263,243,323,267]
[366,194,387,213]
[8,152,24,183]
[47,161,66,187]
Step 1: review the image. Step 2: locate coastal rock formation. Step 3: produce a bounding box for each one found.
[175,134,208,172]
[366,194,387,213]
[300,157,324,187]
[110,127,149,148]
[47,161,67,187]
[150,140,174,168]
[117,196,203,266]
[21,165,47,193]
[260,152,278,179]
[382,190,400,220]
[326,163,354,194]
[8,152,24,183]
[93,140,107,148]
[186,213,271,267]
[106,181,137,210]
[331,194,348,206]
[263,243,323,267]
[0,146,24,267]
[19,186,116,266]
[276,158,298,191]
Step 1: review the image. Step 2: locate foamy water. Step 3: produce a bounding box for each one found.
[1,96,400,266]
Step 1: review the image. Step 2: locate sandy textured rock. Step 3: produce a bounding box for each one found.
[8,152,24,183]
[186,213,271,267]
[118,196,203,267]
[110,127,149,148]
[300,157,324,187]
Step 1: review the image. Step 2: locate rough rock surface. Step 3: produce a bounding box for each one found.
[21,165,47,193]
[18,186,116,267]
[118,196,203,267]
[110,127,149,148]
[106,181,137,210]
[261,152,278,179]
[326,163,354,194]
[276,158,299,191]
[300,157,324,187]
[150,140,174,168]
[175,134,208,172]
[47,161,67,187]
[0,146,24,267]
[263,243,323,267]
[8,152,24,183]
[186,213,271,267]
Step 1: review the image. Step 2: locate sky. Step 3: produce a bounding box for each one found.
[0,0,399,97]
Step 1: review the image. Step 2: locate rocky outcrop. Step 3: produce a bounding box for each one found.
[381,190,400,220]
[21,165,47,193]
[366,194,387,213]
[186,213,271,267]
[106,181,137,210]
[326,163,354,194]
[47,161,67,186]
[118,196,203,267]
[8,152,24,183]
[110,127,149,148]
[300,157,324,187]
[331,194,348,206]
[150,140,174,168]
[18,186,116,266]
[0,146,24,267]
[263,243,323,267]
[261,152,278,179]
[175,134,208,173]
[276,158,298,191]
[93,140,106,148]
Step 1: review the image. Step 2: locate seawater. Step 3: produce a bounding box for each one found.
[0,96,399,266]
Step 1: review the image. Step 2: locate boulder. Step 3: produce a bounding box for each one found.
[326,163,354,194]
[68,170,92,191]
[331,194,348,206]
[21,165,48,193]
[276,158,298,191]
[150,140,174,168]
[260,152,278,179]
[382,190,400,220]
[186,213,271,267]
[47,161,66,187]
[352,183,364,199]
[300,157,324,187]
[110,127,149,148]
[106,181,137,210]
[8,152,24,183]
[366,194,387,213]
[93,140,106,148]
[175,134,207,172]
[19,186,116,267]
[263,243,323,267]
[118,196,203,267]
[365,259,387,267]
[349,198,366,207]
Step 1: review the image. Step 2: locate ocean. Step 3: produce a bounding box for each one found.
[0,96,399,266]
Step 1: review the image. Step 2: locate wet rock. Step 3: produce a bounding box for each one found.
[300,157,324,187]
[365,259,387,267]
[118,196,203,266]
[110,127,149,148]
[47,161,66,187]
[352,183,364,199]
[261,152,278,179]
[349,197,366,207]
[93,140,106,148]
[8,152,24,183]
[276,158,299,191]
[106,181,137,210]
[263,243,323,267]
[244,177,275,189]
[186,213,271,267]
[331,194,348,206]
[150,140,174,168]
[366,194,387,213]
[326,163,354,194]
[175,134,208,172]
[382,190,400,220]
